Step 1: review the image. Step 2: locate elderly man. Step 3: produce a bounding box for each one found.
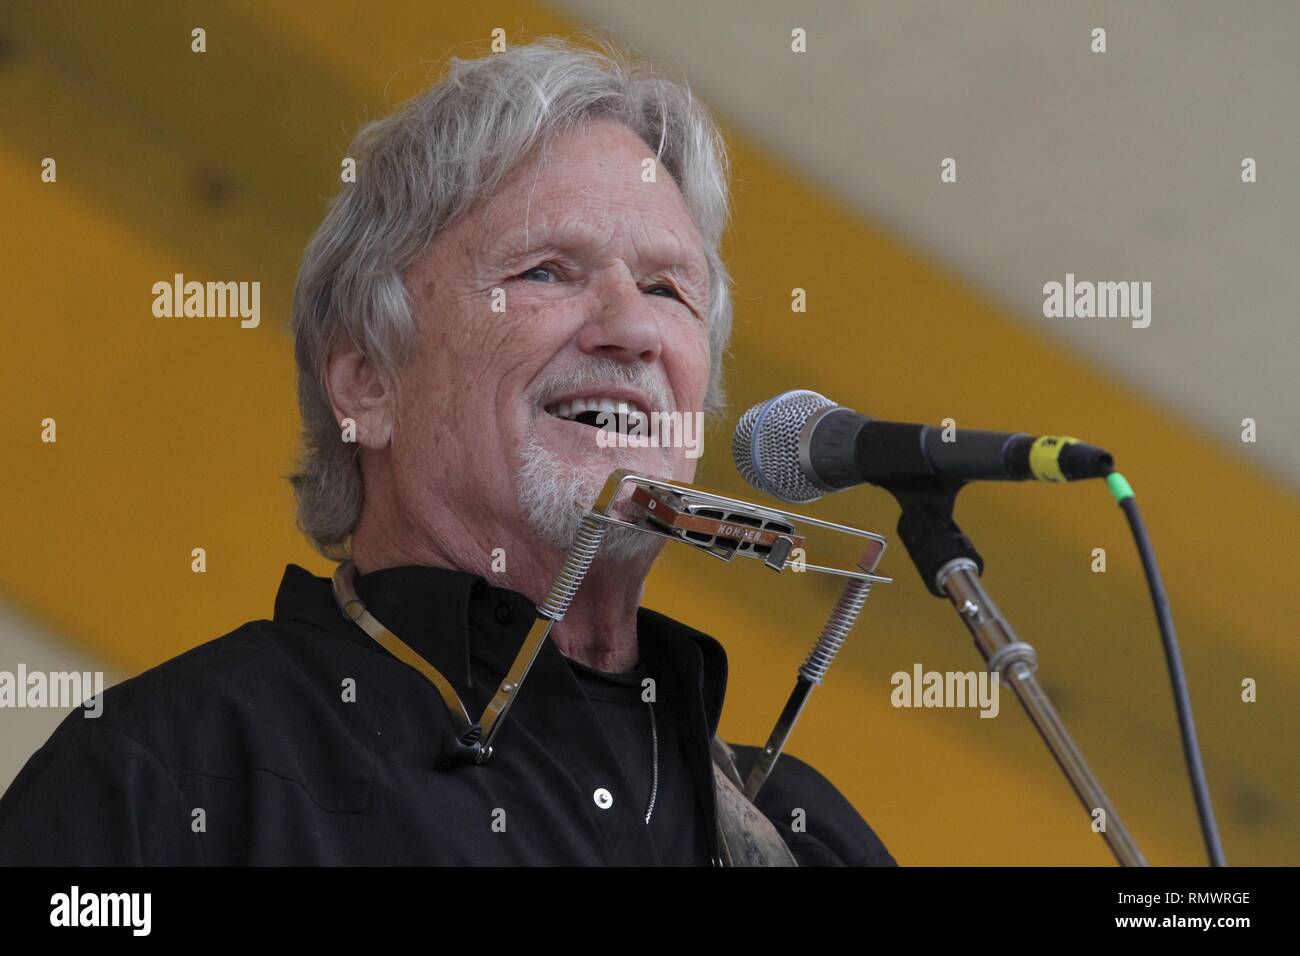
[0,40,893,866]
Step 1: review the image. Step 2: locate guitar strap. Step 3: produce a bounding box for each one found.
[710,736,798,866]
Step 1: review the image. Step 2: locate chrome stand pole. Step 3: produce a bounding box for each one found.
[937,557,1147,867]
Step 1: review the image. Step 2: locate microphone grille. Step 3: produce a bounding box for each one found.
[732,389,836,502]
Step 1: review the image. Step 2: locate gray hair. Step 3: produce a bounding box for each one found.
[289,38,734,560]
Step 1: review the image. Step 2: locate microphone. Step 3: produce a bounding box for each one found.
[733,389,1113,503]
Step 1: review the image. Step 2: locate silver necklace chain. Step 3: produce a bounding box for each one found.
[644,699,659,824]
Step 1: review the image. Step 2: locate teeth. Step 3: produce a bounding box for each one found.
[544,396,647,421]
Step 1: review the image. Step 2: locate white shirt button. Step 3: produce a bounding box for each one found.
[592,788,613,810]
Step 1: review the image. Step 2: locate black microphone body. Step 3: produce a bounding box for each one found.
[807,408,1113,492]
[733,390,1116,594]
[733,390,1113,503]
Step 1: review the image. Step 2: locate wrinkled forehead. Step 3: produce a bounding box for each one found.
[487,123,700,227]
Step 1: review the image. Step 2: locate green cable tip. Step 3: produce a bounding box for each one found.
[1107,471,1135,504]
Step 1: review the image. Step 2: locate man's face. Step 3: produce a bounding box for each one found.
[391,120,713,558]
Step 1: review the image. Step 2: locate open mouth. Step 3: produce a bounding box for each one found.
[543,396,650,435]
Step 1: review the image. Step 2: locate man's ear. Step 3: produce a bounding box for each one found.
[323,338,394,450]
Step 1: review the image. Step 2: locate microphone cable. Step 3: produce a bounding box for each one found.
[1105,470,1227,867]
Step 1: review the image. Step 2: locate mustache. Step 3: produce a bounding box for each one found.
[527,358,673,412]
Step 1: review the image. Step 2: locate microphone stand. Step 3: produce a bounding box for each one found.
[888,476,1147,867]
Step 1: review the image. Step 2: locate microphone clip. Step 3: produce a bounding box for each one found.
[881,475,984,598]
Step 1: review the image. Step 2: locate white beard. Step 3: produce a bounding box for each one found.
[515,424,670,564]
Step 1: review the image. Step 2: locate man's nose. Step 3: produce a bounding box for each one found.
[575,266,663,365]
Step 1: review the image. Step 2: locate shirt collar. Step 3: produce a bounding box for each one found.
[271,563,729,737]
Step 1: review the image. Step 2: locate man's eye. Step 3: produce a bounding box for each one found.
[519,265,557,282]
[644,284,683,301]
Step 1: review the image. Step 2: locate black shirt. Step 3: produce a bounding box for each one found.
[566,656,704,864]
[0,564,895,866]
